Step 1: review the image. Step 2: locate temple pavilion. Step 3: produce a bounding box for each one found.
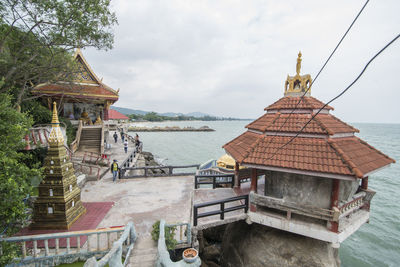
[32,49,119,124]
[223,52,395,245]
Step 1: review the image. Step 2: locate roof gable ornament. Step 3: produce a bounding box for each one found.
[284,51,312,97]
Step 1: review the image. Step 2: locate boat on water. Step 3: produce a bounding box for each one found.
[199,154,246,173]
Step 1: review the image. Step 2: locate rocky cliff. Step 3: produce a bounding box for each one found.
[220,221,340,267]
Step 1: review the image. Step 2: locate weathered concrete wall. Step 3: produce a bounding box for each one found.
[264,171,358,209]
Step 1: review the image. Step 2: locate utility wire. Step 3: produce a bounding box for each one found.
[257,0,370,154]
[265,33,400,161]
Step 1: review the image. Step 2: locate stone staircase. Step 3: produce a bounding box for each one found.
[128,236,158,267]
[78,126,102,153]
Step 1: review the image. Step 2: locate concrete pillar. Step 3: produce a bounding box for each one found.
[103,107,109,121]
[250,168,257,193]
[250,168,258,212]
[330,179,340,233]
[234,162,239,188]
[361,176,368,190]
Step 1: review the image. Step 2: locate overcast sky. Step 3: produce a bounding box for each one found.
[83,0,400,123]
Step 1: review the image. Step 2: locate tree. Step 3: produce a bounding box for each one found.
[0,93,43,265]
[0,0,118,105]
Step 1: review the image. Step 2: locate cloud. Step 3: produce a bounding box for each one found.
[84,0,400,122]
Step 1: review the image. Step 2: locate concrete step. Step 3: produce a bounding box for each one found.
[130,247,158,256]
[129,252,157,263]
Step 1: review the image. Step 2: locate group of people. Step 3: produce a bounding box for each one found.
[110,130,142,182]
[112,131,141,153]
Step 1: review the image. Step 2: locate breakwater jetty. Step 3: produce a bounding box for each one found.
[128,125,215,132]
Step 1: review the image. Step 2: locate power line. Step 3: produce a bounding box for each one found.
[256,0,370,155]
[265,33,400,161]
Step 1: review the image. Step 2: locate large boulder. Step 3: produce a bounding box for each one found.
[220,221,339,267]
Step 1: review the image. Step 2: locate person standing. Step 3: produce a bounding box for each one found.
[110,160,119,182]
[124,139,128,153]
[113,132,118,143]
[121,130,125,142]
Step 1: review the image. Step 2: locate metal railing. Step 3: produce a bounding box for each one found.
[194,174,234,189]
[121,164,200,179]
[84,221,137,267]
[0,226,125,266]
[82,151,111,166]
[73,162,102,181]
[193,195,249,226]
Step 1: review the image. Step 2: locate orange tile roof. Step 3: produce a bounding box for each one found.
[265,96,333,111]
[246,113,358,135]
[108,109,129,120]
[32,83,119,101]
[223,131,261,162]
[224,134,395,178]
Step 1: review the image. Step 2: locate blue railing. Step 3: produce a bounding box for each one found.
[84,221,137,267]
[156,220,201,267]
[0,225,125,266]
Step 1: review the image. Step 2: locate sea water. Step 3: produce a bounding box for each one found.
[128,121,400,267]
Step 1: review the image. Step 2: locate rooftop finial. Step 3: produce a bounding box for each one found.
[296,51,302,75]
[284,51,312,97]
[51,102,60,124]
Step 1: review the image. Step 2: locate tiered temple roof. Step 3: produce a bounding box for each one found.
[32,49,118,104]
[224,53,394,179]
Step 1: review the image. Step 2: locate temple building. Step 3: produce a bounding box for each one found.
[31,102,85,229]
[223,53,395,245]
[32,49,119,124]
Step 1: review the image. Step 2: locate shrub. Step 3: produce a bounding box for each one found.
[151,220,177,250]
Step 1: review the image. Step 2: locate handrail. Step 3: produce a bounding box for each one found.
[82,151,111,166]
[156,220,201,267]
[73,162,101,180]
[0,225,125,266]
[194,174,234,189]
[100,123,105,155]
[71,120,83,153]
[121,164,200,179]
[193,195,249,226]
[84,221,137,267]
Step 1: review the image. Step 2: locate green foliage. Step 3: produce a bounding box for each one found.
[0,242,20,267]
[59,116,77,146]
[21,99,52,125]
[128,112,220,122]
[0,0,118,104]
[0,94,43,265]
[151,221,177,251]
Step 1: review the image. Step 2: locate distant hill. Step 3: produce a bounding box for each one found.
[110,106,149,116]
[186,112,212,118]
[111,107,212,118]
[110,106,246,120]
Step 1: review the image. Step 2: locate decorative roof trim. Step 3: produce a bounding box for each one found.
[73,49,119,95]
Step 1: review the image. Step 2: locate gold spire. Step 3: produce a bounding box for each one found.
[48,102,65,145]
[296,51,302,75]
[51,102,60,124]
